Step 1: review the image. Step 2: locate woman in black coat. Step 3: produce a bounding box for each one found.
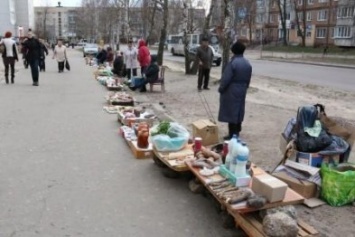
[218,41,252,139]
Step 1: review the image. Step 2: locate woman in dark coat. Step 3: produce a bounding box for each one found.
[218,41,252,139]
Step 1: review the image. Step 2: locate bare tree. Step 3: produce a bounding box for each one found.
[203,0,216,36]
[182,1,194,74]
[221,0,235,72]
[146,0,159,45]
[293,0,306,47]
[277,0,288,46]
[157,0,168,65]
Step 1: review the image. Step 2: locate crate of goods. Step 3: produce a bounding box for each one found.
[106,92,134,106]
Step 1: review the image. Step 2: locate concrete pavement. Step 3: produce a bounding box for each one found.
[0,50,240,237]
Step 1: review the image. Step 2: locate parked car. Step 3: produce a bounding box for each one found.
[188,45,222,66]
[83,43,98,57]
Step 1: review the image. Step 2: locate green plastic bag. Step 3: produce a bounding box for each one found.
[321,164,355,207]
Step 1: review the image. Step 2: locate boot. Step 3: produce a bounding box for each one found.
[140,85,147,93]
[5,76,9,84]
[11,76,14,84]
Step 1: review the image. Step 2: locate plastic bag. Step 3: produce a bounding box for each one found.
[321,164,355,206]
[150,122,189,152]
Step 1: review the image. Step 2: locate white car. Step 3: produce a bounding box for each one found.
[83,43,98,57]
[188,45,222,66]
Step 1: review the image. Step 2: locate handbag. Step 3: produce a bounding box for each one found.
[65,59,70,71]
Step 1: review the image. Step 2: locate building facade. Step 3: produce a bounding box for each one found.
[334,0,355,46]
[34,5,78,41]
[0,0,34,37]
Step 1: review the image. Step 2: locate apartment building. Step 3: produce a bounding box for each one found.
[34,4,78,41]
[0,0,34,37]
[334,0,355,46]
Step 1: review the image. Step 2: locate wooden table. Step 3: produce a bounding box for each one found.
[153,145,194,172]
[185,162,319,236]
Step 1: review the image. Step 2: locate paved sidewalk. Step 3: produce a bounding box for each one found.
[0,49,241,237]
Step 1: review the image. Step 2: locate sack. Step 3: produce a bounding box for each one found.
[321,164,355,206]
[65,60,70,71]
[296,129,333,153]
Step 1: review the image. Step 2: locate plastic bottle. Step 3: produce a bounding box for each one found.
[235,143,249,177]
[224,134,238,170]
[229,137,241,173]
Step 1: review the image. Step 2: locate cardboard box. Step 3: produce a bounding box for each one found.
[273,172,317,199]
[251,174,288,203]
[192,120,219,146]
[128,141,153,159]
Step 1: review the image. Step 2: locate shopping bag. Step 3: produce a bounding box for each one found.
[321,163,355,206]
[65,60,70,71]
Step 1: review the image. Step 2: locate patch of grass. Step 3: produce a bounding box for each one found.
[263,45,355,55]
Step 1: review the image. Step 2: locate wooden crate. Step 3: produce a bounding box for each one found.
[235,212,319,237]
[128,140,153,159]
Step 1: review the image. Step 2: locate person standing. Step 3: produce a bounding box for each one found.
[0,31,19,84]
[96,47,107,65]
[106,47,114,66]
[112,51,124,77]
[21,31,41,86]
[137,39,151,75]
[53,39,67,73]
[218,41,252,140]
[39,39,48,72]
[196,37,213,91]
[123,40,138,79]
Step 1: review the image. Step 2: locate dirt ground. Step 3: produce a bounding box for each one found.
[131,61,355,237]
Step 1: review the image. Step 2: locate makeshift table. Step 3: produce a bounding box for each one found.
[153,145,194,172]
[186,162,319,236]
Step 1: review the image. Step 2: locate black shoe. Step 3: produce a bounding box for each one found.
[33,82,39,86]
[203,87,210,90]
[128,86,137,91]
[198,88,202,92]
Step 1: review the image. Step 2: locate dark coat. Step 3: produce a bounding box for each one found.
[112,56,124,76]
[145,63,159,83]
[96,50,107,64]
[40,43,48,58]
[218,55,252,124]
[21,38,41,62]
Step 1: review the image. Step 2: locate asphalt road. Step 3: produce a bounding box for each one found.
[152,49,355,92]
[0,49,240,237]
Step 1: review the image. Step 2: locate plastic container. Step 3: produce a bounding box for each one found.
[230,138,241,173]
[194,137,202,152]
[225,135,238,170]
[235,143,249,177]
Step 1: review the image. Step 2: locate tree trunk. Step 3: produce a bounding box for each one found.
[325,0,332,47]
[277,0,288,46]
[293,0,305,47]
[203,0,215,36]
[157,0,168,66]
[146,0,158,45]
[221,0,234,73]
[182,1,194,74]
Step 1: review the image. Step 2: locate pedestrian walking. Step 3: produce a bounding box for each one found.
[123,40,138,79]
[137,39,151,75]
[21,31,42,86]
[0,31,19,84]
[218,41,252,140]
[39,39,48,72]
[53,39,67,73]
[196,37,213,91]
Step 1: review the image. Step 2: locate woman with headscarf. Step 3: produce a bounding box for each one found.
[112,51,124,77]
[0,31,19,84]
[218,41,252,140]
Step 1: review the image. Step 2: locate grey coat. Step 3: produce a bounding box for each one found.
[218,55,252,124]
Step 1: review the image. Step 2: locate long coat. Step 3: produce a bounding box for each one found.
[218,55,252,124]
[123,47,139,69]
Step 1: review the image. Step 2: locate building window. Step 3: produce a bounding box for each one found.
[334,26,352,38]
[297,12,303,20]
[298,0,303,5]
[257,0,264,8]
[316,28,327,38]
[270,14,275,22]
[318,0,328,3]
[337,7,354,19]
[317,10,328,21]
[308,0,314,4]
[307,11,313,21]
[272,0,276,8]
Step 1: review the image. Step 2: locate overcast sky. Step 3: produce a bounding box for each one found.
[33,0,81,7]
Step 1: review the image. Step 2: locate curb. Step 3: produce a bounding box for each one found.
[260,58,355,70]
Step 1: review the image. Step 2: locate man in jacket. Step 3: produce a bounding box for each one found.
[96,47,107,65]
[137,39,151,75]
[196,37,213,91]
[218,41,252,139]
[0,31,19,84]
[21,31,42,86]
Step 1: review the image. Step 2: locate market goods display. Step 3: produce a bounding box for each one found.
[106,78,124,91]
[106,92,134,106]
[137,122,150,149]
[118,106,156,126]
[103,105,121,114]
[150,122,190,152]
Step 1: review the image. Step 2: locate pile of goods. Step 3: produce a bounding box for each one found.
[191,147,222,175]
[106,92,134,106]
[118,106,156,126]
[136,122,150,149]
[150,122,190,152]
[106,78,124,90]
[103,105,121,114]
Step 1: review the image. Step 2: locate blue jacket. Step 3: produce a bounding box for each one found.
[218,55,252,124]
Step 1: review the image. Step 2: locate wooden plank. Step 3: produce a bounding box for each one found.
[297,227,309,237]
[235,212,265,237]
[298,220,319,235]
[248,215,268,236]
[153,147,191,172]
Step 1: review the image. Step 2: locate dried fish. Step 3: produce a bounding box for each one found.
[206,178,227,186]
[226,188,253,204]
